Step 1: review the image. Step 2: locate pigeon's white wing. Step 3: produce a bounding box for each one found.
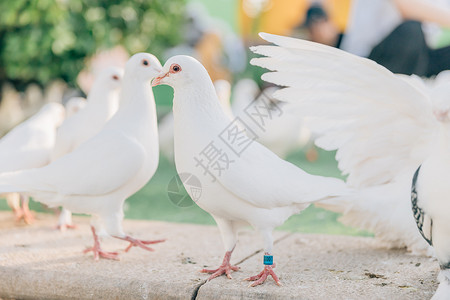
[215,140,348,209]
[0,116,55,171]
[317,177,432,255]
[251,32,437,187]
[0,130,145,197]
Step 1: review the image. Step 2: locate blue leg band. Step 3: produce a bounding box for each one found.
[263,255,273,265]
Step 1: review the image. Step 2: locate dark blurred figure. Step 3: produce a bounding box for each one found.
[341,0,450,77]
[302,4,343,48]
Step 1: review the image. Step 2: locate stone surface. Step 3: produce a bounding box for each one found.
[0,212,439,299]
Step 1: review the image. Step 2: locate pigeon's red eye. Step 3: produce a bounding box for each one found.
[171,64,181,73]
[112,75,119,80]
[142,60,149,66]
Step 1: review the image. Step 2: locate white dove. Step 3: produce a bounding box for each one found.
[53,67,123,231]
[158,79,232,162]
[0,53,164,260]
[0,103,65,223]
[152,55,350,286]
[250,33,441,253]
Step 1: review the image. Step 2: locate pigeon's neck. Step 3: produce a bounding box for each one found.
[111,78,158,139]
[119,78,153,108]
[86,89,119,119]
[88,84,110,104]
[173,83,230,128]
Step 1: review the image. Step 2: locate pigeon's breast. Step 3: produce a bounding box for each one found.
[419,155,450,220]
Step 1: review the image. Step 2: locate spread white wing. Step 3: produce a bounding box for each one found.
[250,33,438,254]
[251,32,438,188]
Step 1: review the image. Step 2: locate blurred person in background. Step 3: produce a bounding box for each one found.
[341,0,450,77]
[301,3,344,48]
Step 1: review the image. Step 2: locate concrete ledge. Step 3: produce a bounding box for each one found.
[0,212,438,299]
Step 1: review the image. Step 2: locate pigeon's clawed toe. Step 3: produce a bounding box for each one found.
[245,265,281,287]
[200,250,240,280]
[84,226,120,261]
[201,263,240,280]
[13,206,34,225]
[114,236,166,252]
[83,246,119,261]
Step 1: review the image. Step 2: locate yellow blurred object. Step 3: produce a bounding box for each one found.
[238,0,352,38]
[239,0,309,37]
[324,0,352,32]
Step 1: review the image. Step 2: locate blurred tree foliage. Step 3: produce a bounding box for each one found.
[0,0,186,90]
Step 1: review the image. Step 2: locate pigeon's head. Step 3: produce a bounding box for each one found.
[95,67,124,90]
[152,55,209,88]
[40,102,66,127]
[125,53,162,82]
[431,83,450,123]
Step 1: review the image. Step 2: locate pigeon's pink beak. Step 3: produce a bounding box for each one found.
[152,72,169,87]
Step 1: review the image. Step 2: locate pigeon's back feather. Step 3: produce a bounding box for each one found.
[216,140,349,209]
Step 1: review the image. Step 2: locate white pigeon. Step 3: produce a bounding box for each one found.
[152,55,350,286]
[158,79,232,162]
[0,103,65,223]
[252,33,450,297]
[53,67,123,231]
[0,53,164,260]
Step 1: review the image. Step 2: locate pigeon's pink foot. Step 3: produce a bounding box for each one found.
[56,223,78,231]
[200,250,240,280]
[114,235,166,252]
[84,226,119,261]
[13,203,34,225]
[83,245,119,261]
[245,265,282,287]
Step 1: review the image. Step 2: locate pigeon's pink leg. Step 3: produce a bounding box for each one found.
[114,235,166,252]
[200,249,240,280]
[84,226,119,261]
[244,253,282,287]
[14,196,34,224]
[56,208,77,231]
